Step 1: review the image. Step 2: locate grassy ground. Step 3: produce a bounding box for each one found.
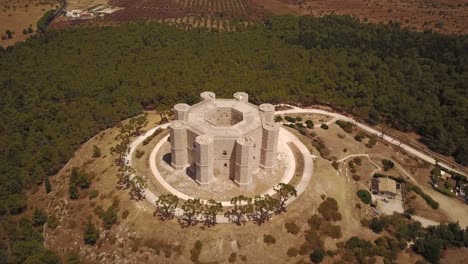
[24,110,467,263]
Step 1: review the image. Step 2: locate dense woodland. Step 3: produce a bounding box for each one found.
[0,15,467,262]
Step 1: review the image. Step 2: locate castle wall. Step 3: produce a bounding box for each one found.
[169,91,279,187]
[195,135,214,185]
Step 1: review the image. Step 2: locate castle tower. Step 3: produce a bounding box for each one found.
[234,136,255,186]
[260,123,279,169]
[195,135,214,185]
[173,103,190,121]
[200,91,216,101]
[259,103,275,124]
[169,120,188,170]
[234,92,249,102]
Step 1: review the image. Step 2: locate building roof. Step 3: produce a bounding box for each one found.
[185,98,262,138]
[379,177,397,194]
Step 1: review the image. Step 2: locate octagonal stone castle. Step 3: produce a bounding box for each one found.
[169,92,279,187]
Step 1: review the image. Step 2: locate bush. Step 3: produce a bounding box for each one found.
[92,145,101,158]
[122,210,129,220]
[320,124,329,130]
[285,116,296,123]
[354,132,366,142]
[307,215,322,229]
[321,222,342,239]
[263,234,276,245]
[32,208,48,227]
[352,174,361,181]
[366,136,377,148]
[190,240,203,262]
[274,115,283,122]
[135,150,145,159]
[83,222,99,245]
[318,198,341,221]
[142,128,163,145]
[69,167,91,199]
[88,189,99,199]
[310,248,325,263]
[353,157,362,165]
[357,190,372,204]
[287,247,298,257]
[47,215,59,229]
[285,221,300,235]
[335,120,353,133]
[36,10,55,33]
[305,119,314,128]
[411,185,439,209]
[381,159,395,171]
[296,116,303,122]
[369,217,385,233]
[228,252,237,263]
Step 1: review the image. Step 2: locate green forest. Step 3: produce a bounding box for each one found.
[0,15,467,262]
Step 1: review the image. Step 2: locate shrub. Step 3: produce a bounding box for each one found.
[296,116,303,122]
[263,234,276,245]
[353,157,362,165]
[45,176,52,194]
[320,124,329,130]
[307,215,322,229]
[411,185,439,209]
[335,120,353,133]
[228,253,237,263]
[32,208,48,227]
[142,128,163,145]
[274,115,283,122]
[381,159,395,171]
[83,222,99,245]
[101,206,118,229]
[92,145,101,158]
[69,167,91,199]
[318,198,341,221]
[122,210,129,220]
[285,116,296,123]
[190,240,203,262]
[310,248,325,263]
[305,119,314,128]
[357,190,372,204]
[287,247,298,257]
[366,136,377,148]
[285,221,300,235]
[47,215,59,229]
[352,174,361,181]
[135,150,145,159]
[321,222,342,239]
[354,132,366,142]
[89,189,99,199]
[369,217,385,233]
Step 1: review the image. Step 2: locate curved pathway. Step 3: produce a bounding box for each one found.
[125,122,313,223]
[276,105,466,177]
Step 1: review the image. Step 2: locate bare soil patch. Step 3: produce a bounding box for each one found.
[0,0,58,47]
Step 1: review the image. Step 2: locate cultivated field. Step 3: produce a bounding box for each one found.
[272,0,468,34]
[0,0,58,47]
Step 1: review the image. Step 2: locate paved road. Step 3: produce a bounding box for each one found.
[276,105,466,177]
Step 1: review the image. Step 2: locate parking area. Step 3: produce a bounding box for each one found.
[372,192,404,215]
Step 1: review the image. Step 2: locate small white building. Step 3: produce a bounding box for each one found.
[65,9,83,18]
